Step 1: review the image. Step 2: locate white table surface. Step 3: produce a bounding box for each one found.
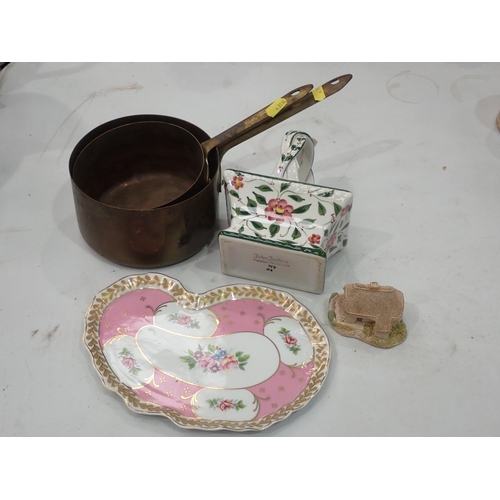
[1,61,499,437]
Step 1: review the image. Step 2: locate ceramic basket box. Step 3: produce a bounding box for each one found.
[219,169,353,293]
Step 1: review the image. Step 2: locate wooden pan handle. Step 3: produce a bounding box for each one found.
[216,74,353,159]
[201,83,314,158]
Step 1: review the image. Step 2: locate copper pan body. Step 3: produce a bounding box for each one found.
[69,114,220,267]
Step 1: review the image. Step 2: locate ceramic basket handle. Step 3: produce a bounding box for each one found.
[271,130,316,183]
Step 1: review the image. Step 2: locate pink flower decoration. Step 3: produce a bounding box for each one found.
[176,315,193,326]
[264,198,294,222]
[121,357,136,369]
[231,175,244,190]
[218,399,235,411]
[308,234,321,245]
[198,355,217,370]
[283,333,298,346]
[220,354,239,371]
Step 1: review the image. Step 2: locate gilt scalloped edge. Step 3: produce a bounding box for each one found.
[83,273,331,432]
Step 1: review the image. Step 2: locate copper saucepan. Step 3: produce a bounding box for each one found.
[71,84,313,211]
[69,75,352,267]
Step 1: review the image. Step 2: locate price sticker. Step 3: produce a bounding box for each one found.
[266,98,288,117]
[312,86,326,101]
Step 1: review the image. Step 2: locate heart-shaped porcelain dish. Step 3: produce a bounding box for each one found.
[83,273,331,431]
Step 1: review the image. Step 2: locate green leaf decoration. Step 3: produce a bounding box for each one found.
[250,221,265,230]
[289,194,305,202]
[238,226,244,233]
[292,204,311,214]
[334,203,342,216]
[302,218,316,224]
[255,185,273,192]
[235,207,252,216]
[252,192,268,205]
[291,228,302,240]
[269,224,280,238]
[342,238,348,246]
[342,221,350,230]
[318,202,326,216]
[180,356,196,369]
[208,344,216,352]
[238,354,250,362]
[318,190,334,198]
[280,182,291,193]
[229,190,240,198]
[247,197,257,208]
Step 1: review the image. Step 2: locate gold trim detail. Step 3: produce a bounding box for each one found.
[83,273,331,432]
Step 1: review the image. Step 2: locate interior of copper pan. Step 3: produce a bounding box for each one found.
[71,120,206,210]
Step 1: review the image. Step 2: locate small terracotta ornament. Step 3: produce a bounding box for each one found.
[328,282,407,348]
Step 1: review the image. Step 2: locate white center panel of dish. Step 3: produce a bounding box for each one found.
[136,326,280,388]
[153,302,219,337]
